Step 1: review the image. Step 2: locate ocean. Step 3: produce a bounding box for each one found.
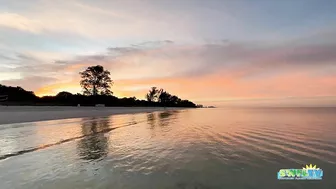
[0,107,335,189]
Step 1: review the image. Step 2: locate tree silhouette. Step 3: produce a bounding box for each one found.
[0,84,37,102]
[145,87,196,107]
[79,65,113,96]
[0,83,197,107]
[158,90,171,106]
[146,87,159,102]
[56,91,73,98]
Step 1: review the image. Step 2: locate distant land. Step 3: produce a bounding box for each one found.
[196,104,216,108]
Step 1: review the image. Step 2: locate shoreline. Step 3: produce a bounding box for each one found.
[0,106,187,125]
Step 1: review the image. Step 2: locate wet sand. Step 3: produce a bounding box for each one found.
[0,106,184,125]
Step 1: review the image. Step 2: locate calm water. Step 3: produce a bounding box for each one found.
[0,108,335,189]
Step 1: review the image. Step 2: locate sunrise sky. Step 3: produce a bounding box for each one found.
[0,0,336,106]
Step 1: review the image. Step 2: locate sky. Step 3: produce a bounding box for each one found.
[0,0,336,107]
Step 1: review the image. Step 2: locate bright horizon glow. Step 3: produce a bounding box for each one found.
[1,0,336,107]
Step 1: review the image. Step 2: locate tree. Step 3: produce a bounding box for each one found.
[145,87,196,107]
[0,84,37,102]
[146,87,159,102]
[79,65,113,96]
[158,90,171,106]
[56,91,73,98]
[169,95,180,105]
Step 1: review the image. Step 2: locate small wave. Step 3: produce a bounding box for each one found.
[0,119,142,161]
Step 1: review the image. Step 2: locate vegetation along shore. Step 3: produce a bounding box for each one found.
[0,65,198,108]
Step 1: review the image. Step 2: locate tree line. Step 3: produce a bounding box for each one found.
[0,65,197,108]
[145,87,195,107]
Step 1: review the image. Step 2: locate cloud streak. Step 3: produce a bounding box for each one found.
[1,30,333,101]
[0,1,196,41]
[1,0,336,106]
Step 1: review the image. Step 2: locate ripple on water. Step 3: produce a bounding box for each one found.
[0,108,335,189]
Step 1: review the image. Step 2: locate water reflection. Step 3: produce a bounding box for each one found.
[0,108,336,189]
[77,117,110,161]
[147,113,156,129]
[158,111,179,126]
[146,111,180,129]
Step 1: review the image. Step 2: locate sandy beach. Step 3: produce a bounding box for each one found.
[0,106,184,125]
